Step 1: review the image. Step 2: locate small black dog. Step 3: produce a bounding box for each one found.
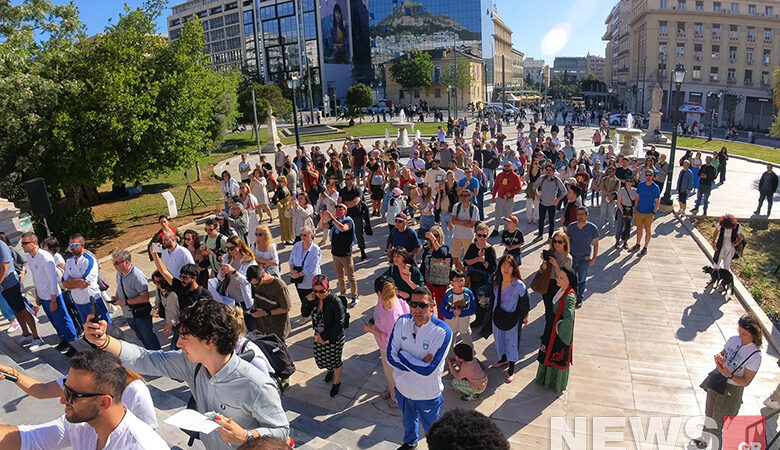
[702,266,734,295]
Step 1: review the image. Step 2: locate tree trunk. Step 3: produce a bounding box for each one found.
[195,161,202,182]
[64,185,100,207]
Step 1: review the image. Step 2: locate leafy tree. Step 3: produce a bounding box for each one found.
[237,83,292,141]
[346,83,374,125]
[547,72,580,99]
[442,58,472,108]
[389,52,433,92]
[207,69,241,154]
[771,68,780,138]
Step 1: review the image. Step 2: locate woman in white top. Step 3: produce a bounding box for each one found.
[285,192,315,241]
[251,224,280,277]
[239,183,260,243]
[249,168,273,223]
[689,314,762,449]
[220,170,240,211]
[710,214,744,272]
[208,236,257,310]
[0,363,158,428]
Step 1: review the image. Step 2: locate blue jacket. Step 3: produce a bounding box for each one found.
[677,168,693,193]
[440,287,477,320]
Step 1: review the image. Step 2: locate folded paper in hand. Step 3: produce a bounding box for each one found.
[163,409,221,434]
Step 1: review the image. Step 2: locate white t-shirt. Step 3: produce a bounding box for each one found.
[27,250,61,299]
[424,168,447,187]
[722,335,762,385]
[160,244,194,281]
[56,378,158,428]
[18,409,168,450]
[452,202,479,241]
[63,252,100,305]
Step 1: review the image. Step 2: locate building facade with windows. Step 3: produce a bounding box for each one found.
[492,8,513,94]
[603,0,633,105]
[511,48,525,88]
[587,54,606,81]
[552,56,589,80]
[524,57,549,87]
[619,0,778,128]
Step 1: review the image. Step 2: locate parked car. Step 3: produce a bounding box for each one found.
[364,100,391,114]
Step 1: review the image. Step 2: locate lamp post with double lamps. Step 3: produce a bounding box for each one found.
[707,91,722,142]
[661,63,686,206]
[287,75,302,150]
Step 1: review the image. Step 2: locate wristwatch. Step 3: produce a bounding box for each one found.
[265,309,272,317]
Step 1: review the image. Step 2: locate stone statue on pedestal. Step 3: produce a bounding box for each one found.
[262,105,283,154]
[643,85,667,144]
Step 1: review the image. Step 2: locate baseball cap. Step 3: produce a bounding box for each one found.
[503,215,519,226]
[392,188,402,197]
[395,212,408,222]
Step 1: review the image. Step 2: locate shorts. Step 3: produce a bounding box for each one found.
[371,184,384,200]
[635,211,654,229]
[1,282,26,314]
[678,192,689,203]
[451,237,472,260]
[353,167,366,178]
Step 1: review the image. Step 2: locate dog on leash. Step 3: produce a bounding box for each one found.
[702,266,734,295]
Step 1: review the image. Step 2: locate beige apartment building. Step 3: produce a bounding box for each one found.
[512,48,525,88]
[604,0,637,110]
[493,7,514,93]
[615,0,778,129]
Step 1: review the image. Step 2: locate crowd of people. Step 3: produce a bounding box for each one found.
[0,108,778,450]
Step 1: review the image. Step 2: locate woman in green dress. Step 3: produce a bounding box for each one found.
[536,266,577,393]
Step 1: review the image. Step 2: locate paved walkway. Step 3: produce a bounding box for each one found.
[1,116,780,449]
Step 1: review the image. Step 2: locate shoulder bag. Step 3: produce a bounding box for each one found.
[290,250,310,284]
[699,350,760,395]
[530,263,553,294]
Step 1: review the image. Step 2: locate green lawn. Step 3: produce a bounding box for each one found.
[662,134,780,164]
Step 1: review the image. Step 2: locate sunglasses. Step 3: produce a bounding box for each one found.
[20,241,33,246]
[226,245,236,250]
[179,274,194,280]
[313,289,327,294]
[112,260,125,266]
[255,232,265,237]
[477,234,488,238]
[204,227,214,232]
[62,378,110,404]
[409,301,430,309]
[553,239,564,244]
[68,243,81,248]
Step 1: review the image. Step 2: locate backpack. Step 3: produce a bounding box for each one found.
[242,330,296,380]
[336,294,351,329]
[455,202,479,230]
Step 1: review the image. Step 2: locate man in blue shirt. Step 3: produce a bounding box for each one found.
[457,167,480,205]
[565,207,600,307]
[0,240,42,350]
[632,169,661,257]
[386,213,421,260]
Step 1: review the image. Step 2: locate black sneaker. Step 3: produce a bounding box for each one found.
[397,444,418,450]
[360,249,367,261]
[56,340,71,352]
[324,370,334,383]
[64,347,78,357]
[575,300,583,309]
[330,382,341,397]
[638,247,647,257]
[622,242,629,250]
[630,244,641,252]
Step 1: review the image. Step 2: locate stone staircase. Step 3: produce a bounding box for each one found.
[0,316,404,450]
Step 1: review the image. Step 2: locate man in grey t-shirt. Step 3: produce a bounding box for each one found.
[566,207,599,307]
[112,249,160,350]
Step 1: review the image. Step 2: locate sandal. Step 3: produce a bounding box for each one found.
[380,389,391,400]
[490,360,510,369]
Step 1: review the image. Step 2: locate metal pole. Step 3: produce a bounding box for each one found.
[661,81,680,206]
[291,82,301,150]
[501,55,506,113]
[251,88,261,156]
[708,103,714,142]
[447,87,451,118]
[453,45,458,119]
[667,69,673,120]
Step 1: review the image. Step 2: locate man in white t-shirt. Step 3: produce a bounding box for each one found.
[238,153,252,184]
[448,191,480,271]
[424,160,446,188]
[62,233,111,325]
[407,149,426,185]
[0,351,169,450]
[158,229,194,281]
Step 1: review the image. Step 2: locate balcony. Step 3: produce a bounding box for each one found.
[659,31,668,37]
[764,38,774,44]
[617,67,630,74]
[677,30,686,37]
[694,33,704,39]
[747,36,756,42]
[744,80,753,86]
[694,52,702,60]
[712,33,721,39]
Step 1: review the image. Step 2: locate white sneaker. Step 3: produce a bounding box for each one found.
[28,338,44,352]
[764,397,780,409]
[6,320,20,334]
[348,298,359,308]
[14,334,32,346]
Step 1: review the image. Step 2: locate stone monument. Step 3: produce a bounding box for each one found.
[0,197,28,246]
[643,86,667,144]
[262,105,283,154]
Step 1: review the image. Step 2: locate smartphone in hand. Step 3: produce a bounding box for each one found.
[89,297,100,323]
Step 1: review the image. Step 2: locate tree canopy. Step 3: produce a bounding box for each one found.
[772,67,780,137]
[346,83,374,125]
[389,52,434,91]
[238,82,292,140]
[442,58,472,106]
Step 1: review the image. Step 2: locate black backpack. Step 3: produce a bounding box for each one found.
[242,330,297,380]
[336,295,351,329]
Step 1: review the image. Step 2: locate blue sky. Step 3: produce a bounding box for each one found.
[66,0,611,64]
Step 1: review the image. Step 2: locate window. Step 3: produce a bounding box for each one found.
[695,0,703,10]
[677,22,686,36]
[692,65,702,79]
[762,71,770,85]
[712,24,721,38]
[660,0,668,8]
[243,10,253,25]
[659,21,668,34]
[659,42,668,56]
[746,48,754,63]
[170,28,181,40]
[196,10,207,18]
[729,25,738,40]
[279,16,297,43]
[728,46,737,62]
[744,69,752,83]
[225,2,238,10]
[747,27,756,40]
[763,49,772,65]
[263,20,279,45]
[210,6,222,14]
[433,66,441,83]
[766,6,774,16]
[678,0,686,9]
[748,4,757,15]
[259,6,275,20]
[711,44,720,58]
[694,23,703,36]
[677,43,685,56]
[224,12,239,25]
[225,24,240,38]
[399,90,405,99]
[710,67,719,81]
[731,2,739,13]
[713,1,721,11]
[764,28,773,42]
[210,16,224,28]
[277,2,294,17]
[170,18,181,26]
[434,88,441,98]
[694,43,702,60]
[727,68,736,81]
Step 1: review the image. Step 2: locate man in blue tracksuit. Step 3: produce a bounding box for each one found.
[387,286,452,450]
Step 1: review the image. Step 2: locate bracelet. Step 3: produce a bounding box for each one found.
[728,373,734,379]
[98,335,111,350]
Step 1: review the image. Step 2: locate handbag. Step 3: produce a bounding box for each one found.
[699,350,760,395]
[492,285,518,331]
[119,276,152,319]
[290,250,310,284]
[425,246,452,286]
[530,264,553,294]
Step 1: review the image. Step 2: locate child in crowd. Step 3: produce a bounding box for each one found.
[441,270,476,356]
[501,215,524,267]
[447,343,488,401]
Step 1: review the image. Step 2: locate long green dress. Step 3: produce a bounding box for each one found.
[535,289,576,393]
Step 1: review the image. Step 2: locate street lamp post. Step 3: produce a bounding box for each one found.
[447,85,452,118]
[661,63,686,206]
[707,91,722,142]
[287,75,302,150]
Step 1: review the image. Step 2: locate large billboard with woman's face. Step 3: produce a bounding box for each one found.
[321,0,351,64]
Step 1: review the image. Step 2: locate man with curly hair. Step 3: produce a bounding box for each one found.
[83,299,289,449]
[426,409,509,450]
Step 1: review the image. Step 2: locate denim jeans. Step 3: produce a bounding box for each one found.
[476,195,485,221]
[75,297,112,325]
[127,315,161,350]
[571,256,591,300]
[170,330,180,350]
[483,168,495,190]
[0,293,13,321]
[694,183,712,214]
[600,201,615,231]
[439,211,453,248]
[40,294,79,342]
[537,204,557,238]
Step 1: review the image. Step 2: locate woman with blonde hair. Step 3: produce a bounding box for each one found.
[272,175,294,245]
[209,236,257,313]
[538,230,572,322]
[239,182,260,240]
[249,168,273,223]
[285,191,315,242]
[251,224,280,277]
[363,275,410,408]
